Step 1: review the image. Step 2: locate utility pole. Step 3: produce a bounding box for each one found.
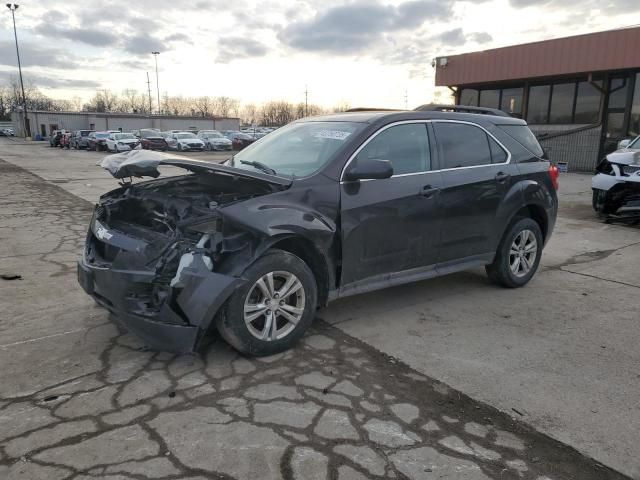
[404,88,408,110]
[6,4,28,138]
[304,84,308,117]
[146,72,152,114]
[151,52,160,114]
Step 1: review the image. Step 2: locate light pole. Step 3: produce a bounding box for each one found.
[6,3,28,137]
[151,51,160,114]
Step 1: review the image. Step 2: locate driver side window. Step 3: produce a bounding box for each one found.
[357,124,431,175]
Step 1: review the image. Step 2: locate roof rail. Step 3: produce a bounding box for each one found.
[345,107,402,112]
[413,104,512,117]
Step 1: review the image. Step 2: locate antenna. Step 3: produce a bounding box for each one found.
[304,84,308,117]
[404,88,408,110]
[146,72,152,114]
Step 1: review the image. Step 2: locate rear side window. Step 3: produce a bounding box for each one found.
[498,124,544,157]
[357,123,430,175]
[489,136,508,163]
[433,122,492,169]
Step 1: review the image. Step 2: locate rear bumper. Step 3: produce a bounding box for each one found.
[78,251,241,353]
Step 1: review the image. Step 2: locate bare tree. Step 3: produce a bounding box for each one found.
[122,89,148,113]
[241,103,257,125]
[213,96,234,117]
[332,101,351,112]
[194,96,213,117]
[0,86,10,120]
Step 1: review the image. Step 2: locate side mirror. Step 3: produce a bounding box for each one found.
[617,139,631,149]
[344,158,394,181]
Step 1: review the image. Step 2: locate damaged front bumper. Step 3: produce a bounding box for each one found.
[77,220,242,353]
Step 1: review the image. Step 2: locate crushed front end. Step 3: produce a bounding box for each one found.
[592,150,640,223]
[78,170,281,352]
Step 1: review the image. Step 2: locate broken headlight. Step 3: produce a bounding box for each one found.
[621,164,640,176]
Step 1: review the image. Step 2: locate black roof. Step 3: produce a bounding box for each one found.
[303,110,526,126]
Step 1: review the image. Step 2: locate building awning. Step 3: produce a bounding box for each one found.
[435,26,640,87]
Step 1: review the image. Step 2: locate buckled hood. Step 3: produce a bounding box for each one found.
[99,150,292,186]
[607,150,640,166]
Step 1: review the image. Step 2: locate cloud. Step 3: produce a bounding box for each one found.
[509,0,639,8]
[434,28,466,46]
[279,0,452,54]
[216,37,270,63]
[164,33,191,43]
[0,41,78,69]
[34,23,118,47]
[122,35,165,55]
[468,32,493,44]
[0,71,101,90]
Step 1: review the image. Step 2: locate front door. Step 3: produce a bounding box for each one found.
[340,123,443,287]
[432,121,515,263]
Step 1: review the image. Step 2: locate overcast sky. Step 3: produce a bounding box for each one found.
[0,0,637,109]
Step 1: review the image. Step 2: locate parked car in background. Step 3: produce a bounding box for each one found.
[71,130,94,149]
[88,131,118,151]
[106,132,142,152]
[49,130,67,147]
[138,129,168,150]
[79,109,558,354]
[615,135,640,151]
[222,131,256,150]
[197,130,233,151]
[60,132,72,149]
[167,132,205,151]
[1,127,15,136]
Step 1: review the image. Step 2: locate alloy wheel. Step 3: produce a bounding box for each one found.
[509,229,538,277]
[243,271,305,341]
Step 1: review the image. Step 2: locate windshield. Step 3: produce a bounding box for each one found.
[175,133,197,139]
[96,133,110,139]
[204,132,223,138]
[233,121,364,177]
[141,130,161,138]
[115,133,136,140]
[628,136,640,149]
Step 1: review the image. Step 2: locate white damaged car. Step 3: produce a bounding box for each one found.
[592,135,640,221]
[106,132,142,153]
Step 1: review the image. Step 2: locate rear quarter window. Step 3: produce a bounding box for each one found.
[498,124,544,157]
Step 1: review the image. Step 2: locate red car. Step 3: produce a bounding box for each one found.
[60,132,72,149]
[227,132,255,150]
[87,131,118,152]
[139,129,168,150]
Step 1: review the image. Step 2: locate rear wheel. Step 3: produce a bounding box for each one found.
[216,249,317,356]
[486,218,543,288]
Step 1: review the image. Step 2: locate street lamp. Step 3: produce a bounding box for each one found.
[151,51,160,114]
[6,3,29,138]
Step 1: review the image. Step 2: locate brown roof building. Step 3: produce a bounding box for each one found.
[434,26,640,171]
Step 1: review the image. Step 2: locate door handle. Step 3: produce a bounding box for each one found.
[495,171,510,183]
[420,185,440,198]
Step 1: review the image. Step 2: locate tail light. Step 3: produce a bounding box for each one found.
[548,164,559,190]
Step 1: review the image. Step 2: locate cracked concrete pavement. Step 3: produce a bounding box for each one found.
[0,138,639,479]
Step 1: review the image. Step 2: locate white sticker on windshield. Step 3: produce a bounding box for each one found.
[312,130,352,140]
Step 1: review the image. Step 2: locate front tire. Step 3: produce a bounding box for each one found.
[216,249,317,356]
[486,218,543,288]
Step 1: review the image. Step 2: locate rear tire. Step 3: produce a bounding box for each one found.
[486,218,543,288]
[216,249,317,356]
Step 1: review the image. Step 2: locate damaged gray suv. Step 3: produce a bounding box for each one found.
[78,110,558,355]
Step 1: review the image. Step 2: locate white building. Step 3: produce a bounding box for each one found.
[11,110,240,138]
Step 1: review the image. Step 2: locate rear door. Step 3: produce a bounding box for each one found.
[340,122,444,286]
[432,121,515,263]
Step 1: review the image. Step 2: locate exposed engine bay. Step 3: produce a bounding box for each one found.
[592,150,640,224]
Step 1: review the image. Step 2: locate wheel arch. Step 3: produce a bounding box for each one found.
[267,235,334,307]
